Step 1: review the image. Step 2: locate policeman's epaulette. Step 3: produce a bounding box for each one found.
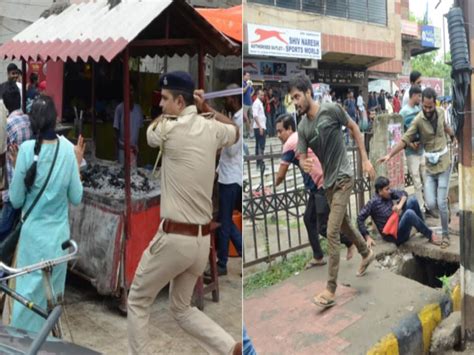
[162,114,178,120]
[201,112,216,120]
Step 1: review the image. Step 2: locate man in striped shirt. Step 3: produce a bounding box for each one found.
[0,83,33,241]
[357,176,441,246]
[275,114,356,267]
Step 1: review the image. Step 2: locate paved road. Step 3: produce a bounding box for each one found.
[60,258,242,354]
[244,248,445,354]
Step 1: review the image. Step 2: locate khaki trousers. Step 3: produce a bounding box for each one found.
[406,154,427,211]
[325,178,370,293]
[127,224,236,355]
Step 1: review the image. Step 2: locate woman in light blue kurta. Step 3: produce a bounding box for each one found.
[7,96,83,333]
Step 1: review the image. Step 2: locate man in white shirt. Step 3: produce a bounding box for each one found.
[357,90,367,124]
[215,84,243,275]
[402,71,422,108]
[322,90,332,104]
[252,88,266,170]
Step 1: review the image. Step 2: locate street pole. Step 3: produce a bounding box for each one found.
[458,0,474,347]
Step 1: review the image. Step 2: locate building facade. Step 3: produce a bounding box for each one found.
[245,0,401,100]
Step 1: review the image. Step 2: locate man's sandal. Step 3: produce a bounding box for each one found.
[441,236,450,249]
[312,290,336,309]
[305,258,327,270]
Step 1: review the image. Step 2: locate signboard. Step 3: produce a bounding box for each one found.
[396,76,444,96]
[247,24,322,60]
[313,69,366,86]
[368,79,392,93]
[401,20,419,37]
[387,123,405,189]
[421,25,436,48]
[312,83,330,100]
[243,59,305,81]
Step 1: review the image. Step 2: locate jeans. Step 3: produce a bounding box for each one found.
[424,166,451,237]
[254,128,266,169]
[0,201,19,242]
[243,143,250,157]
[217,183,242,269]
[383,196,433,246]
[266,113,274,137]
[243,326,257,355]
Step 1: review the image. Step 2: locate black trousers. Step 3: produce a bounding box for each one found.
[304,188,353,259]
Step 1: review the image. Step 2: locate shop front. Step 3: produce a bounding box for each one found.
[307,65,368,102]
[0,0,240,309]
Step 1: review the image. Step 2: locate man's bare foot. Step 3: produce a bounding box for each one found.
[346,244,356,260]
[357,249,375,277]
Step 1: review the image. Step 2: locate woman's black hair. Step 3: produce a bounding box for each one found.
[24,95,57,191]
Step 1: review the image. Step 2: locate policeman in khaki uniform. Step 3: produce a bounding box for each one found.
[127,71,241,355]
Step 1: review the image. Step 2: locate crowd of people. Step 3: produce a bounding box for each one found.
[244,70,454,175]
[255,70,457,308]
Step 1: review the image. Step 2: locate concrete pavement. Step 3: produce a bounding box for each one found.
[60,258,242,354]
[244,247,452,354]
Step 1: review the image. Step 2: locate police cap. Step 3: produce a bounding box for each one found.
[159,71,195,94]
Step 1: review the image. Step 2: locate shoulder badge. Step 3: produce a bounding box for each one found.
[201,112,216,120]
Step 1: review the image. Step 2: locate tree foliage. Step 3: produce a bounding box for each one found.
[411,51,452,96]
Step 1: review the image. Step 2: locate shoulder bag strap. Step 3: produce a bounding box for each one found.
[22,138,60,222]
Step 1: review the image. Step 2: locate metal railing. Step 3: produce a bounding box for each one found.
[242,144,423,268]
[243,140,459,268]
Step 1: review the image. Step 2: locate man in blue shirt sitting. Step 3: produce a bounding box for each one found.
[357,176,441,246]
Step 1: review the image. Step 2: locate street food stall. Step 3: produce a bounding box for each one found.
[0,0,240,307]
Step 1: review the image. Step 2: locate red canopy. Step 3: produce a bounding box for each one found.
[197,5,242,43]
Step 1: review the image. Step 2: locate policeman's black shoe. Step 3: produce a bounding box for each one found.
[216,265,228,276]
[204,265,228,278]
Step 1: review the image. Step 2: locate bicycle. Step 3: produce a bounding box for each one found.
[0,240,78,354]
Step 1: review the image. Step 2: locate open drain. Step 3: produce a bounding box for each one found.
[377,252,459,288]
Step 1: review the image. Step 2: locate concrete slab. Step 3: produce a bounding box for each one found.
[60,258,242,354]
[244,256,444,354]
[400,233,460,263]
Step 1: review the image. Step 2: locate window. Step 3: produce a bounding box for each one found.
[248,0,387,26]
[302,0,323,14]
[349,0,367,22]
[368,0,387,25]
[326,0,347,18]
[276,0,299,10]
[250,0,274,6]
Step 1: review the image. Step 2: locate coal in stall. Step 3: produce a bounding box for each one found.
[69,158,161,295]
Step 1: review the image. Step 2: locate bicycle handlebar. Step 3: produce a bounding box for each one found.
[0,240,78,281]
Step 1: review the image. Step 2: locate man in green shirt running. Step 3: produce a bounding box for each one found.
[289,73,376,308]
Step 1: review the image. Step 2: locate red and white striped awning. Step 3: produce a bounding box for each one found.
[0,0,239,62]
